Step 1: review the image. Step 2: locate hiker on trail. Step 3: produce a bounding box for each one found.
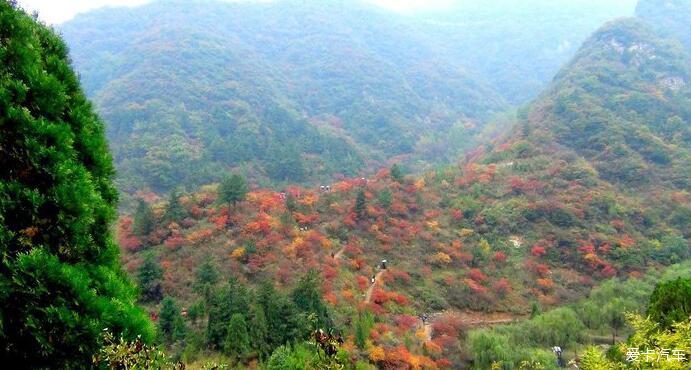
[381,259,387,269]
[553,346,565,367]
[371,274,376,284]
[331,252,335,258]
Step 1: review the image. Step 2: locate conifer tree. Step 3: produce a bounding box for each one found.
[224,314,250,358]
[355,190,366,221]
[163,189,186,223]
[137,253,163,302]
[219,174,249,208]
[158,297,186,343]
[0,3,151,366]
[390,164,404,183]
[132,199,155,237]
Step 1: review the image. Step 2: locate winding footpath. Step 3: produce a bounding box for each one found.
[364,270,385,304]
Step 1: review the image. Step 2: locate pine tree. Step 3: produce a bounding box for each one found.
[137,253,163,302]
[291,269,332,330]
[0,3,151,366]
[163,189,186,223]
[132,199,155,237]
[390,164,404,183]
[224,314,250,358]
[219,174,249,208]
[355,190,366,221]
[248,303,270,358]
[158,297,186,343]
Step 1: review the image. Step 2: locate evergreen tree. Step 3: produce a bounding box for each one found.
[291,270,332,330]
[195,258,219,288]
[647,277,691,330]
[219,174,249,208]
[206,278,251,349]
[224,313,250,358]
[132,199,155,237]
[137,253,163,302]
[0,3,151,366]
[390,164,404,183]
[248,303,270,358]
[355,190,366,221]
[158,297,186,343]
[163,189,186,223]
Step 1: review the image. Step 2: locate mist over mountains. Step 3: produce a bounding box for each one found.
[59,0,637,192]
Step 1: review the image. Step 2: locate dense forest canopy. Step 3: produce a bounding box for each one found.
[59,0,637,193]
[0,2,151,367]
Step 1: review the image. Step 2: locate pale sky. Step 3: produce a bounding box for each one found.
[17,0,457,24]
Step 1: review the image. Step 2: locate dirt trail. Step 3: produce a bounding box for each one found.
[333,246,346,260]
[364,270,385,303]
[422,322,432,342]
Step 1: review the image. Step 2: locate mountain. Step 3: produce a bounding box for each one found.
[59,0,636,193]
[118,15,689,368]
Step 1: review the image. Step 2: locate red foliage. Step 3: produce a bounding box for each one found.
[468,268,488,282]
[492,251,507,263]
[463,278,488,293]
[492,278,512,296]
[164,234,186,250]
[452,209,464,221]
[371,289,389,305]
[535,263,550,277]
[600,264,617,278]
[531,245,547,257]
[578,243,595,254]
[121,235,143,251]
[356,275,368,291]
[394,314,418,331]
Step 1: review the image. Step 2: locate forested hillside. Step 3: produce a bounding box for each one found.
[0,2,151,367]
[119,14,690,367]
[59,0,636,192]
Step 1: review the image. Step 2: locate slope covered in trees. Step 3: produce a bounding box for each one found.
[117,9,689,367]
[59,0,637,192]
[0,2,151,367]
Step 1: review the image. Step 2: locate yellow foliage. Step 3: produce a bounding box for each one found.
[230,247,245,259]
[459,228,474,237]
[415,178,426,190]
[479,238,491,253]
[368,345,386,362]
[426,220,440,231]
[431,252,452,265]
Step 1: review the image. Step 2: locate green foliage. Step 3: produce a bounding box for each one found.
[223,314,250,358]
[354,312,375,350]
[0,3,151,366]
[291,269,333,330]
[93,330,182,369]
[647,277,691,330]
[132,199,155,237]
[137,253,163,302]
[219,174,249,208]
[390,164,404,183]
[158,297,187,344]
[354,190,366,221]
[163,190,187,223]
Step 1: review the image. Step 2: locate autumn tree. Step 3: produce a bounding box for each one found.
[132,199,155,237]
[219,174,249,208]
[0,4,152,365]
[137,253,163,302]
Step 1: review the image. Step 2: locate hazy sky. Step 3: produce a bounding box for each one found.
[18,0,456,24]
